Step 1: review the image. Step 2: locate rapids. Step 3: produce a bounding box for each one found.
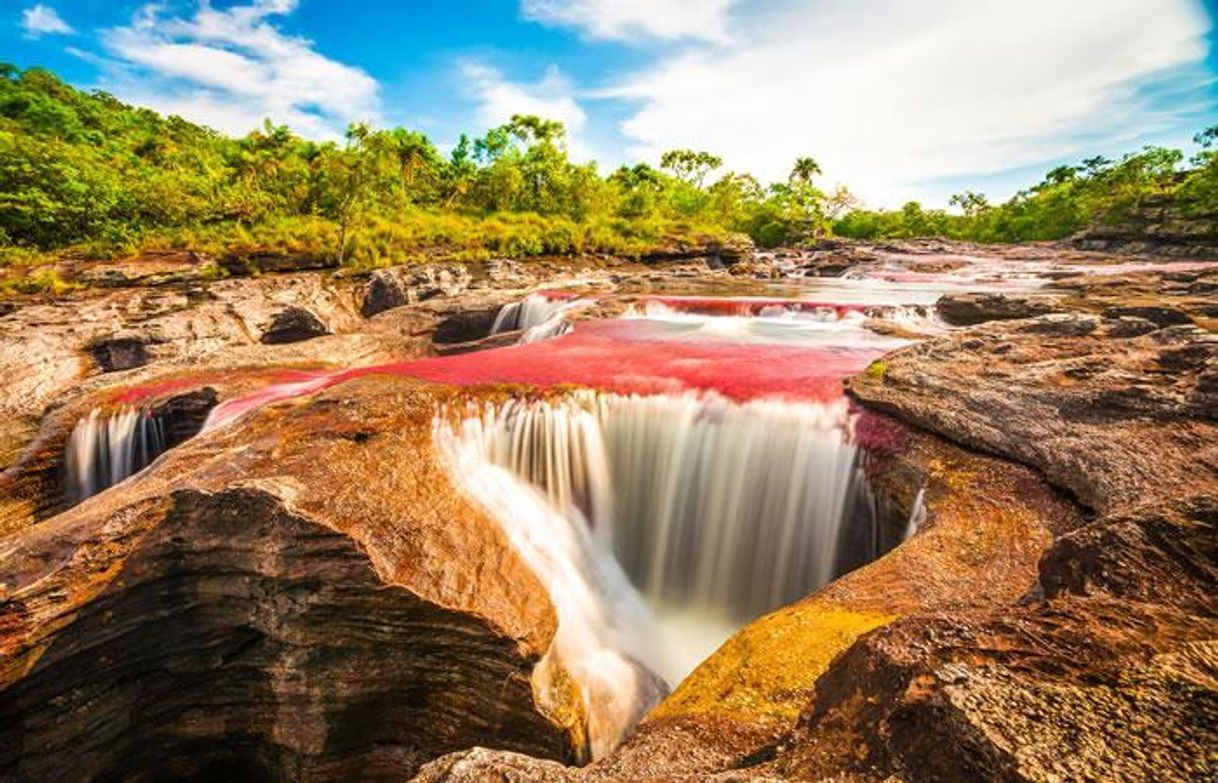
[491,292,594,343]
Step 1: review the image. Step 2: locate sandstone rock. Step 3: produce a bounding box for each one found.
[87,335,151,371]
[936,292,1060,325]
[0,379,594,782]
[260,305,331,343]
[362,264,473,317]
[847,315,1218,513]
[1101,304,1193,326]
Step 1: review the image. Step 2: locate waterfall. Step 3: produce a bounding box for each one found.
[491,293,593,343]
[606,393,865,619]
[64,407,166,504]
[436,414,664,760]
[443,391,880,682]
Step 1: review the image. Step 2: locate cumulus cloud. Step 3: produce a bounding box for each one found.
[21,4,74,37]
[603,0,1215,206]
[521,0,736,42]
[94,0,379,139]
[463,62,587,133]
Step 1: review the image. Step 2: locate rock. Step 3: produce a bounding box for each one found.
[936,292,1060,325]
[0,379,593,782]
[362,264,473,317]
[1038,495,1217,614]
[846,315,1218,513]
[432,306,505,345]
[260,305,330,343]
[87,335,150,371]
[412,748,582,783]
[1101,304,1192,326]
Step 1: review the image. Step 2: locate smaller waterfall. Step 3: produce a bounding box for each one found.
[64,407,166,504]
[903,487,928,540]
[491,293,593,343]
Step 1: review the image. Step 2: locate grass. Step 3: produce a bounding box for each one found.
[0,268,80,297]
[0,211,738,299]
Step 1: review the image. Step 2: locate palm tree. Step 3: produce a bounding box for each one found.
[790,156,822,185]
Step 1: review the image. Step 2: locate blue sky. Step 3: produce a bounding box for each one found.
[5,0,1217,207]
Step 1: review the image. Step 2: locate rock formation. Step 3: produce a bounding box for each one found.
[0,242,1213,783]
[0,379,600,782]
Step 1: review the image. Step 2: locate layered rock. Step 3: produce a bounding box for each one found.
[411,265,1217,782]
[0,378,610,782]
[847,313,1217,512]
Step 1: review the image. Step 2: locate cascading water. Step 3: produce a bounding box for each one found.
[491,293,593,343]
[64,407,166,504]
[437,414,664,760]
[441,390,881,683]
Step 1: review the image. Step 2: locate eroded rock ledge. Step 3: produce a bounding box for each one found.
[0,380,595,782]
[410,272,1217,782]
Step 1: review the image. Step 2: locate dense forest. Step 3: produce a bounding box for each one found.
[2,64,1216,277]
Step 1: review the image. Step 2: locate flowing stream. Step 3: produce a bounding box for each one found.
[491,292,594,343]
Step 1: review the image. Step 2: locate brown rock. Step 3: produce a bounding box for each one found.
[936,292,1060,325]
[260,305,331,343]
[0,379,597,782]
[362,264,473,317]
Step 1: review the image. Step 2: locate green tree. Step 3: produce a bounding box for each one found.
[659,149,723,188]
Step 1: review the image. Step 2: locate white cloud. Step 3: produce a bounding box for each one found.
[21,4,74,37]
[604,0,1215,206]
[93,1,379,139]
[521,0,736,42]
[463,62,587,133]
[461,61,610,162]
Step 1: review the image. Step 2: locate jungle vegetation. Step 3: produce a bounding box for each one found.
[2,64,1215,275]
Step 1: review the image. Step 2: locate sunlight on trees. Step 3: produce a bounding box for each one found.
[1,65,1215,264]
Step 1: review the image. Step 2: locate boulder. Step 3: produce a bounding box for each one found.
[362,264,473,317]
[260,305,330,344]
[936,292,1060,325]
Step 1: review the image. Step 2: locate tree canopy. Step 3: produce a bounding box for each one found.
[1,64,1214,268]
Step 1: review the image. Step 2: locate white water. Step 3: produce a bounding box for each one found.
[491,293,594,343]
[622,301,922,348]
[443,391,878,683]
[64,407,166,503]
[436,415,663,760]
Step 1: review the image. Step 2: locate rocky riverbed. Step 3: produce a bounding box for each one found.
[0,239,1214,782]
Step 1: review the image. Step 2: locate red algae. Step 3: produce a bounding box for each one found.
[208,319,893,427]
[638,295,868,319]
[110,367,331,405]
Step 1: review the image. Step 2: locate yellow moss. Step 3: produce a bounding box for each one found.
[865,359,890,380]
[651,602,894,726]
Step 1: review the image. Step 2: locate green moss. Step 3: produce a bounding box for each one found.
[653,601,894,726]
[866,359,890,380]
